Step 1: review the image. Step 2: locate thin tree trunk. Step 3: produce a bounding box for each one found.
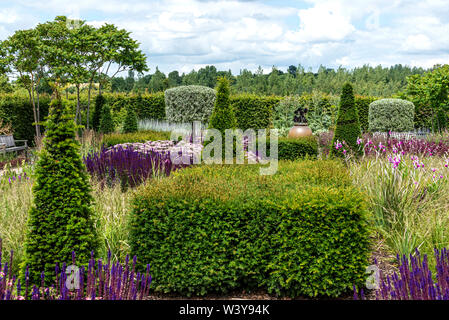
[36,83,41,137]
[30,83,39,139]
[76,84,81,125]
[87,81,92,129]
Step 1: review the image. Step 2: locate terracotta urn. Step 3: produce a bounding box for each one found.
[287,123,313,138]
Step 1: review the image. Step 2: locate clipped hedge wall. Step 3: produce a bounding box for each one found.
[0,93,51,145]
[231,94,281,131]
[105,93,166,121]
[129,160,370,297]
[165,85,216,123]
[266,136,318,160]
[368,98,415,132]
[102,130,171,147]
[355,96,377,133]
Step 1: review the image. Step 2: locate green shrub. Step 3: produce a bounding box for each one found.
[165,85,216,123]
[100,105,115,134]
[129,160,370,297]
[266,136,318,160]
[355,96,377,133]
[331,83,362,156]
[123,105,138,133]
[0,93,50,145]
[368,98,415,133]
[135,92,165,120]
[22,97,99,285]
[92,94,106,131]
[209,77,237,134]
[231,94,280,131]
[102,130,171,147]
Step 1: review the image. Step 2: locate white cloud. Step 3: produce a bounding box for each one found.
[296,1,355,42]
[1,0,449,74]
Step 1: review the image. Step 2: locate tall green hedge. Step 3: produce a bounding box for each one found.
[231,94,280,131]
[92,94,106,131]
[123,105,138,133]
[129,160,370,297]
[355,95,377,133]
[100,105,115,134]
[22,97,99,286]
[0,93,50,144]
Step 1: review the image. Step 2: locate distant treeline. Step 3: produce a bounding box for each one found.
[111,64,426,97]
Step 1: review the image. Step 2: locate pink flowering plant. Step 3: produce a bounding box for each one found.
[348,136,449,260]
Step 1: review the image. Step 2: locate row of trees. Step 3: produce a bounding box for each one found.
[112,64,426,97]
[0,16,148,137]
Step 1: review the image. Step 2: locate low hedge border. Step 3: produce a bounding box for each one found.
[129,160,370,298]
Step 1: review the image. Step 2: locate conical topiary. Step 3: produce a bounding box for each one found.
[21,96,99,286]
[207,77,237,158]
[123,105,138,133]
[208,77,237,134]
[92,94,106,131]
[99,104,114,134]
[331,82,362,156]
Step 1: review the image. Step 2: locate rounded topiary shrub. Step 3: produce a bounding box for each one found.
[368,98,415,132]
[165,85,216,123]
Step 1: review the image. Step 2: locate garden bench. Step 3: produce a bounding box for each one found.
[0,135,28,157]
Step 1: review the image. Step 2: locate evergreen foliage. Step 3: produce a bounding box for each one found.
[122,105,138,133]
[21,97,99,285]
[368,99,415,133]
[331,83,362,156]
[99,104,115,134]
[208,77,237,134]
[92,94,105,131]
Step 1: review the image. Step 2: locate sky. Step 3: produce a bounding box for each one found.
[0,0,448,75]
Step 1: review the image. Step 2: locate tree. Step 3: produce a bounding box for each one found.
[99,104,114,134]
[1,28,45,138]
[22,95,99,285]
[92,94,106,131]
[331,82,362,156]
[123,105,138,133]
[148,67,166,92]
[406,64,449,131]
[168,70,182,87]
[95,23,148,96]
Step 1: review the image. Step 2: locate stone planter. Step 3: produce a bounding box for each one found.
[287,123,313,138]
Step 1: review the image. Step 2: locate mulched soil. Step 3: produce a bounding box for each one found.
[144,234,396,301]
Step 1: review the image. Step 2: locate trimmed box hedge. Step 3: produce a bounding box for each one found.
[355,95,377,133]
[129,160,370,297]
[102,130,171,147]
[266,136,318,160]
[0,93,50,145]
[231,94,281,131]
